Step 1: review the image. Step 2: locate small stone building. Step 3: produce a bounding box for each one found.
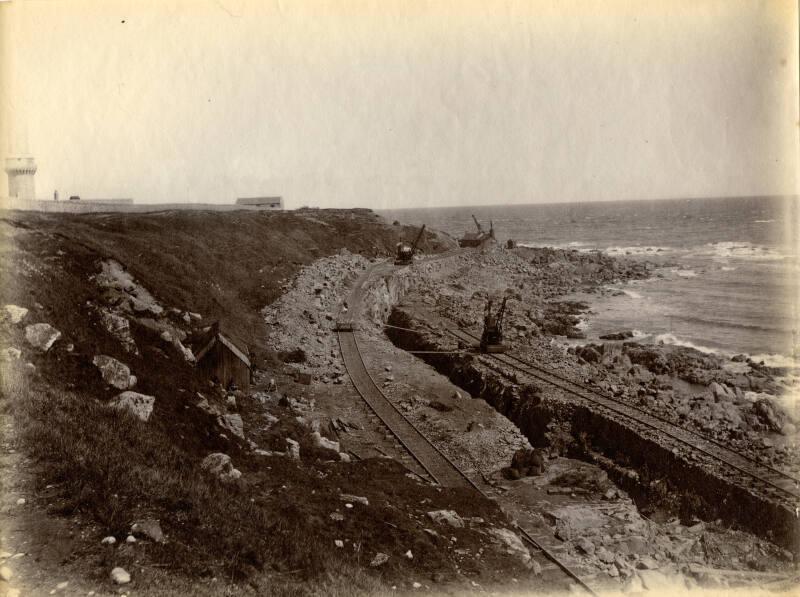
[195,322,251,392]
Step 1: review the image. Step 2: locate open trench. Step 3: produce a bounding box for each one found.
[352,264,798,556]
[384,304,799,554]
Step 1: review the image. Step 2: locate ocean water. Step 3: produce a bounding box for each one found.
[381,196,798,368]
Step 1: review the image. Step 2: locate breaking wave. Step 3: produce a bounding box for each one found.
[622,289,643,299]
[703,241,784,261]
[654,333,722,355]
[604,246,671,256]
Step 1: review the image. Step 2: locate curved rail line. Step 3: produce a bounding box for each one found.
[446,327,800,503]
[335,254,598,596]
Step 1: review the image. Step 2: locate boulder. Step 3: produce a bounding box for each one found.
[286,438,301,460]
[340,494,369,506]
[510,448,546,477]
[110,567,131,584]
[489,528,532,568]
[628,364,654,385]
[311,431,340,452]
[370,553,389,567]
[427,510,464,528]
[578,346,601,363]
[217,414,244,439]
[599,331,635,341]
[92,355,136,390]
[709,381,735,402]
[3,304,28,324]
[201,453,242,482]
[753,398,785,432]
[98,309,138,354]
[131,519,165,543]
[111,391,155,422]
[24,323,61,352]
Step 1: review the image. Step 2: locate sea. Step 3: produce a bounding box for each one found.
[381,196,798,369]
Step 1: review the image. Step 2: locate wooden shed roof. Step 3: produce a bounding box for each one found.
[195,322,251,368]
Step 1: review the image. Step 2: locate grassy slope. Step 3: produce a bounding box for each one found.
[0,209,518,593]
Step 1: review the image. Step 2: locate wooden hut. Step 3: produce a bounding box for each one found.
[195,322,252,392]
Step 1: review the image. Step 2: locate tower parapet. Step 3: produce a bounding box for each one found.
[5,156,37,200]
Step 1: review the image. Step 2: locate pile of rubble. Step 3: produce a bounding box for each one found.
[264,251,371,381]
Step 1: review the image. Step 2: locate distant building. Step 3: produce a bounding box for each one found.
[5,156,37,200]
[194,322,252,392]
[236,196,283,210]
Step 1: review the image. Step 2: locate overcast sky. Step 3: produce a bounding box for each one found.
[1,0,797,208]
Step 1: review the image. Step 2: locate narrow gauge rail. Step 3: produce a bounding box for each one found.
[336,252,597,596]
[446,327,800,503]
[336,326,597,596]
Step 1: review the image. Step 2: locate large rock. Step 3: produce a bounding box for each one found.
[311,431,340,452]
[131,518,165,543]
[93,355,136,390]
[201,453,242,482]
[286,438,301,460]
[489,528,532,568]
[3,304,28,324]
[427,510,464,528]
[217,414,244,438]
[509,448,546,477]
[24,323,61,352]
[111,391,155,422]
[110,567,130,585]
[753,398,785,432]
[99,309,138,354]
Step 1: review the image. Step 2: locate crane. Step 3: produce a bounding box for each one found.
[480,297,509,353]
[394,224,426,265]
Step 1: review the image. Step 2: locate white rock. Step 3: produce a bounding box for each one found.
[110,567,130,584]
[24,323,61,352]
[3,305,28,324]
[311,431,340,452]
[217,414,244,439]
[340,494,369,506]
[286,438,301,460]
[370,553,389,567]
[201,453,242,483]
[405,549,413,559]
[0,565,12,581]
[92,355,135,390]
[338,452,351,463]
[335,540,344,548]
[126,535,136,543]
[412,582,422,589]
[101,536,117,545]
[98,309,138,354]
[427,510,464,528]
[130,518,165,543]
[110,391,155,422]
[173,338,195,363]
[15,498,25,506]
[56,581,68,589]
[489,528,532,567]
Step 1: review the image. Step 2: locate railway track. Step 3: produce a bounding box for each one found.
[446,327,800,504]
[337,330,476,489]
[335,254,598,595]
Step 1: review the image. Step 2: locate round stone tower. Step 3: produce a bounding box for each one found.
[5,156,37,200]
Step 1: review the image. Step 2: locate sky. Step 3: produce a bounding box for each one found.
[1,0,797,209]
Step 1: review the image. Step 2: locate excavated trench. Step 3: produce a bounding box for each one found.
[385,305,800,554]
